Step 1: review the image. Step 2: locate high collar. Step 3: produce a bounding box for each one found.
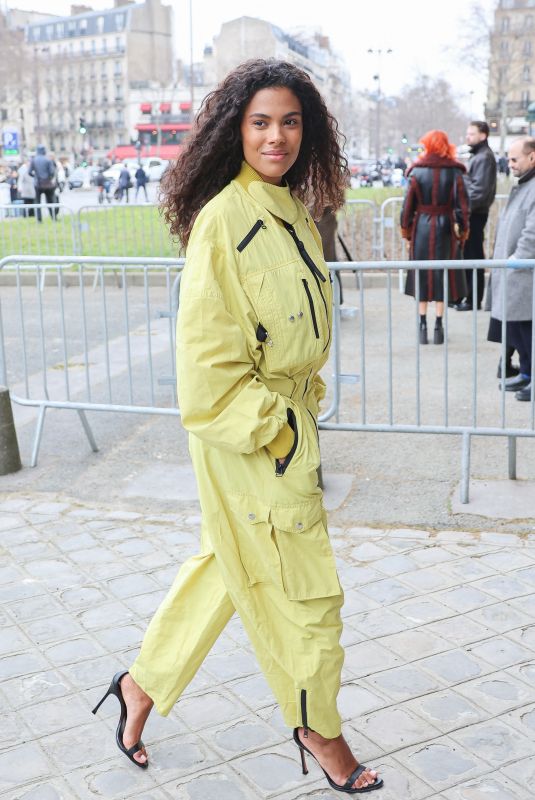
[469,139,489,155]
[407,153,466,174]
[233,161,299,224]
[518,166,535,184]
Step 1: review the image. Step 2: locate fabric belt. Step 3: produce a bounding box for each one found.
[419,204,451,215]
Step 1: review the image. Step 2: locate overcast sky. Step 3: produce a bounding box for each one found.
[6,0,496,114]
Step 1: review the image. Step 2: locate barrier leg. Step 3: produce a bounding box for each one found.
[460,432,471,504]
[30,405,47,467]
[77,409,99,453]
[508,435,517,480]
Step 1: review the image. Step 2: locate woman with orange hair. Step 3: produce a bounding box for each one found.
[400,130,470,344]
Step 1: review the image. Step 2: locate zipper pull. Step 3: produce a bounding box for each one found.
[275,460,284,477]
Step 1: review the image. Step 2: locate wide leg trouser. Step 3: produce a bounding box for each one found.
[129,537,344,738]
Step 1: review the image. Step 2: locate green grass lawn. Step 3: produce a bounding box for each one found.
[0,188,404,260]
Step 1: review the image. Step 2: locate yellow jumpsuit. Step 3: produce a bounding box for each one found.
[130,162,344,738]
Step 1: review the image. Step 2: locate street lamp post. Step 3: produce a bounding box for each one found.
[367,48,392,161]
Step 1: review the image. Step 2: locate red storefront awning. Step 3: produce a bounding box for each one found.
[159,102,171,113]
[140,103,152,113]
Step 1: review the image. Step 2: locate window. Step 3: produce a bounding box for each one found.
[114,60,122,76]
[115,13,125,31]
[527,16,534,28]
[79,18,87,34]
[524,40,532,57]
[97,16,105,35]
[115,36,123,52]
[521,90,530,107]
[46,24,54,40]
[56,23,64,37]
[102,39,107,53]
[523,64,531,81]
[101,62,107,78]
[500,39,509,56]
[32,28,41,41]
[91,40,96,54]
[501,16,510,32]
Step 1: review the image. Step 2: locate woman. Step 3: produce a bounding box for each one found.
[93,59,382,795]
[401,130,470,344]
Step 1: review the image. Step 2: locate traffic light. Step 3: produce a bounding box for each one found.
[401,133,408,144]
[79,117,87,135]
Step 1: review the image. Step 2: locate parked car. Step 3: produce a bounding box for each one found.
[67,167,87,189]
[103,157,169,186]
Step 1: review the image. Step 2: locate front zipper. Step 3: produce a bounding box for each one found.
[237,219,265,252]
[302,279,319,339]
[283,221,331,353]
[301,689,309,738]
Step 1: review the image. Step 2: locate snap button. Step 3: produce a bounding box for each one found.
[298,311,304,318]
[296,521,304,530]
[289,315,295,322]
[248,513,256,521]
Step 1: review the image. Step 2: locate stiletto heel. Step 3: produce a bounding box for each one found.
[92,670,148,769]
[292,728,383,794]
[299,743,309,775]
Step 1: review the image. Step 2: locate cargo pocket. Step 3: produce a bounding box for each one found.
[271,500,340,601]
[227,494,282,589]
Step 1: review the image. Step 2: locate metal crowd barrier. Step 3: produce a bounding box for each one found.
[1,255,533,504]
[0,203,78,256]
[0,255,183,466]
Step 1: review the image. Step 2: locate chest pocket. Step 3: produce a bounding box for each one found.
[244,261,326,374]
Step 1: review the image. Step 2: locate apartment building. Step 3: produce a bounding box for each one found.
[486,0,535,147]
[23,0,173,157]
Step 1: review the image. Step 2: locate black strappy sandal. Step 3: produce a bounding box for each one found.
[293,728,383,794]
[92,670,148,769]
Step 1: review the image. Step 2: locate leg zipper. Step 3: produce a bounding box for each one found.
[301,688,309,738]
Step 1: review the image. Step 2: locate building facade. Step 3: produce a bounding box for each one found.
[18,0,173,159]
[486,0,535,149]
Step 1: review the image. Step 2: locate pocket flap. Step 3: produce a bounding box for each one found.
[228,493,270,526]
[270,498,323,533]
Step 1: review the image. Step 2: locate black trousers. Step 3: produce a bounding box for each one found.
[35,188,58,221]
[464,211,488,307]
[507,320,533,377]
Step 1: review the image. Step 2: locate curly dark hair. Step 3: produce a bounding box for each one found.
[160,58,348,248]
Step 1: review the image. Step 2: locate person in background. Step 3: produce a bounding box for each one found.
[17,158,36,217]
[7,167,18,203]
[487,136,535,402]
[455,121,497,312]
[134,164,149,202]
[95,168,112,204]
[116,163,132,202]
[29,145,58,221]
[400,129,470,344]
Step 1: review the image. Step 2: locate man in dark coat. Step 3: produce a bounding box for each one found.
[455,121,497,311]
[487,136,535,401]
[29,144,57,221]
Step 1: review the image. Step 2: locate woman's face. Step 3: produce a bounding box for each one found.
[240,87,303,185]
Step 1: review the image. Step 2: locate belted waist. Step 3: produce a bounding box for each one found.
[419,204,451,215]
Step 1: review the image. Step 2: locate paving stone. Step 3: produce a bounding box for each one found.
[467,636,534,669]
[395,737,488,792]
[372,554,420,577]
[0,514,28,532]
[229,674,274,711]
[0,742,52,792]
[358,578,415,605]
[436,586,496,614]
[467,602,531,634]
[514,565,535,586]
[203,649,259,683]
[24,558,86,589]
[400,567,459,593]
[507,622,535,650]
[339,621,363,647]
[337,682,388,720]
[406,690,486,734]
[0,777,82,800]
[94,623,144,652]
[30,501,69,515]
[379,628,448,661]
[350,542,394,562]
[64,760,159,798]
[0,498,33,512]
[177,691,250,731]
[442,558,498,582]
[500,702,535,738]
[441,775,531,800]
[471,575,533,602]
[501,754,535,785]
[508,660,535,689]
[6,594,65,622]
[343,639,401,678]
[423,616,493,646]
[366,664,445,701]
[44,636,106,665]
[147,733,219,782]
[210,717,280,757]
[0,565,29,586]
[58,584,110,610]
[161,766,256,800]
[125,790,173,800]
[418,650,485,684]
[123,590,167,618]
[43,718,118,772]
[8,541,59,561]
[349,607,410,638]
[357,705,441,751]
[509,594,535,618]
[24,614,85,645]
[392,598,453,625]
[339,589,381,615]
[455,672,535,715]
[60,654,119,690]
[20,692,90,737]
[0,651,50,680]
[450,719,534,766]
[354,754,432,799]
[337,564,384,588]
[0,711,33,750]
[0,625,33,655]
[1,670,72,710]
[410,547,457,566]
[106,572,161,599]
[78,601,135,631]
[54,531,99,552]
[234,747,308,795]
[0,581,47,604]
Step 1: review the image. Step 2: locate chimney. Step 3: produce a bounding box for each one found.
[71,5,93,14]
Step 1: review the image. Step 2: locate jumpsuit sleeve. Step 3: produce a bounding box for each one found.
[400,177,417,239]
[177,238,293,456]
[310,374,327,417]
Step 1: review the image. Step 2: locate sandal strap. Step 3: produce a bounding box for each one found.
[343,764,366,789]
[125,740,144,757]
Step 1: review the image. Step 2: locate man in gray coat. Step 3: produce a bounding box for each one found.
[490,136,535,401]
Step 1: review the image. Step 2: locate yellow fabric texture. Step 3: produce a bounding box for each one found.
[130,162,343,738]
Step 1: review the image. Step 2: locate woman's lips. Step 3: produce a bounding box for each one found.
[262,152,288,161]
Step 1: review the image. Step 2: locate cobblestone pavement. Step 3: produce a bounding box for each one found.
[1,494,535,800]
